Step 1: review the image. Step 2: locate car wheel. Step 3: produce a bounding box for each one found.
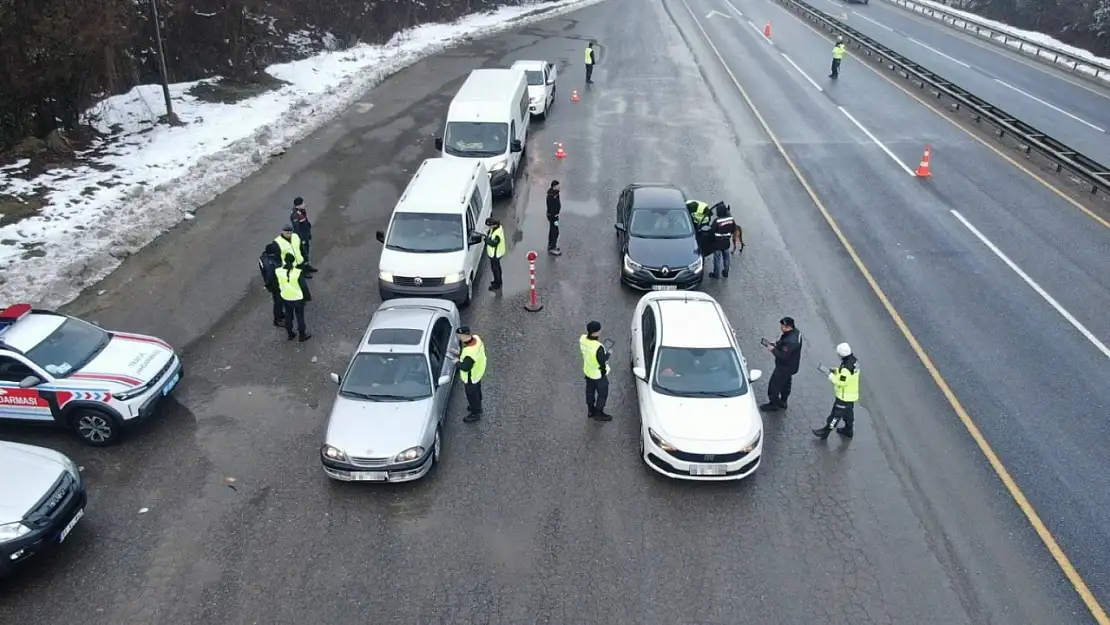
[433,428,442,465]
[508,169,516,196]
[462,279,473,307]
[638,428,645,458]
[71,408,122,446]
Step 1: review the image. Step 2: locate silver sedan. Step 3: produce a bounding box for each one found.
[320,298,460,482]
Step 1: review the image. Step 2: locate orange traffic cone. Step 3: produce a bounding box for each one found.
[554,142,566,158]
[764,21,772,38]
[915,144,932,177]
[570,89,580,102]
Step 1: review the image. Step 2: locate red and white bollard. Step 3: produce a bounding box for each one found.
[524,250,543,312]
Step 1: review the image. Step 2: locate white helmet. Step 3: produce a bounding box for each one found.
[836,343,852,358]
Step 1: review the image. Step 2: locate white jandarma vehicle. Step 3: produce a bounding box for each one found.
[629,292,764,481]
[0,304,183,446]
[511,59,558,119]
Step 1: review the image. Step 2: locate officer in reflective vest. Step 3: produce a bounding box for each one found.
[485,217,506,291]
[814,343,860,439]
[274,224,305,268]
[585,41,596,84]
[451,326,487,422]
[686,200,712,228]
[581,320,612,421]
[276,253,312,342]
[829,38,846,79]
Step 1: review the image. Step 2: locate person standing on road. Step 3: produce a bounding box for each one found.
[581,321,612,422]
[485,217,506,291]
[546,180,562,256]
[760,316,803,412]
[450,326,487,422]
[290,197,318,273]
[585,41,597,84]
[829,38,846,79]
[276,253,312,343]
[686,199,712,229]
[259,243,285,327]
[708,202,737,279]
[813,343,860,439]
[274,224,305,270]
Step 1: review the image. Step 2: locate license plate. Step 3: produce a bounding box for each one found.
[690,464,726,476]
[59,508,84,543]
[652,285,678,291]
[162,371,180,396]
[352,471,388,482]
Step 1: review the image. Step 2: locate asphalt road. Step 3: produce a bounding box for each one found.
[693,0,1110,615]
[811,0,1110,164]
[0,0,1101,623]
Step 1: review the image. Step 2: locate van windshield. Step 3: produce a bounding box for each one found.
[385,213,464,253]
[524,71,544,86]
[444,122,508,157]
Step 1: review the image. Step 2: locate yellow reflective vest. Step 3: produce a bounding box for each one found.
[276,267,305,302]
[274,234,304,266]
[829,362,860,402]
[459,336,487,384]
[585,47,595,65]
[832,44,845,60]
[691,201,711,226]
[580,335,604,379]
[486,225,506,259]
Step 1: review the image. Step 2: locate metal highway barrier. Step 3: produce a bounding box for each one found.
[878,0,1110,84]
[770,0,1110,196]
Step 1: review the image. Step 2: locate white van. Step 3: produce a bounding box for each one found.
[435,68,530,198]
[375,158,493,306]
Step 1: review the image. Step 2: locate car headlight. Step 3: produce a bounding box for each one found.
[62,456,80,479]
[740,431,762,453]
[648,428,678,453]
[321,444,349,462]
[622,254,643,274]
[393,446,426,463]
[443,271,465,284]
[0,521,31,544]
[488,159,508,173]
[114,384,151,401]
[687,256,703,273]
[379,270,394,283]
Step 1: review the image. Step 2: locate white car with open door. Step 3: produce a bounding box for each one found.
[511,60,557,119]
[630,291,764,481]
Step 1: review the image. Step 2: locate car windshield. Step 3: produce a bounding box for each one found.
[651,346,748,398]
[524,70,544,86]
[385,213,464,253]
[443,121,509,157]
[629,209,695,238]
[339,353,432,401]
[24,318,111,378]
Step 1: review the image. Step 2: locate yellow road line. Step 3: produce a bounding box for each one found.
[675,0,1110,622]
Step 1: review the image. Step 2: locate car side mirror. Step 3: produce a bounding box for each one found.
[468,232,484,246]
[437,374,451,387]
[434,137,444,151]
[329,373,341,384]
[19,375,42,388]
[375,230,385,243]
[632,366,647,381]
[614,223,626,232]
[510,140,522,153]
[748,369,763,383]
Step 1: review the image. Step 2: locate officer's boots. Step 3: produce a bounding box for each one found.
[812,426,832,439]
[836,425,853,438]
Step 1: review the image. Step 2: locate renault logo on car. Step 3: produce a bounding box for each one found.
[661,266,670,276]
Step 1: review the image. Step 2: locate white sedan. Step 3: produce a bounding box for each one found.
[629,291,765,481]
[511,59,557,119]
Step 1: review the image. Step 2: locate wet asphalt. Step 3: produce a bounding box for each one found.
[0,0,1100,623]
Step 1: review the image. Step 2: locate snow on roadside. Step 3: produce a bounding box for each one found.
[896,0,1110,77]
[0,0,604,308]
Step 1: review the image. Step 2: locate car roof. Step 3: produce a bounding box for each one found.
[654,296,733,349]
[0,311,66,354]
[627,184,688,210]
[395,158,481,215]
[511,60,546,71]
[359,304,439,354]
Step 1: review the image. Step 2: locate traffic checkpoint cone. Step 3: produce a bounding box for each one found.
[915,144,932,177]
[555,142,566,158]
[764,21,772,38]
[571,89,580,102]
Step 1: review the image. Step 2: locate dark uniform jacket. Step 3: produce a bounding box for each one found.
[772,328,803,375]
[290,210,312,242]
[546,189,561,222]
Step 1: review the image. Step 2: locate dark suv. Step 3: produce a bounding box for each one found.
[614,184,704,291]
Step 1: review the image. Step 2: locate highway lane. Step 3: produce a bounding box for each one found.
[813,0,1110,164]
[0,1,1092,624]
[691,0,1110,617]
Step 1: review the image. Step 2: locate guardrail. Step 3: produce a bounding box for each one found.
[769,0,1110,196]
[879,0,1110,84]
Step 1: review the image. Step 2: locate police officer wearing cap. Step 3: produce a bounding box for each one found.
[484,217,506,291]
[814,342,860,439]
[290,197,318,273]
[760,316,803,412]
[274,224,306,270]
[450,326,487,422]
[581,321,612,421]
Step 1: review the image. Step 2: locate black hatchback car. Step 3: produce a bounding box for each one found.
[614,184,705,291]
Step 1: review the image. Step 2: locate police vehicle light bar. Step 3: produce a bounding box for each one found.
[0,303,33,328]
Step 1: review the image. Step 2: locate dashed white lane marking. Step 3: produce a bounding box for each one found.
[838,106,918,176]
[782,53,824,91]
[994,79,1106,132]
[853,12,894,31]
[951,209,1110,360]
[908,37,972,68]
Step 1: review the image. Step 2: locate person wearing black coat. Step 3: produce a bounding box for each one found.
[259,243,285,327]
[546,180,562,255]
[290,197,318,272]
[760,316,803,411]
